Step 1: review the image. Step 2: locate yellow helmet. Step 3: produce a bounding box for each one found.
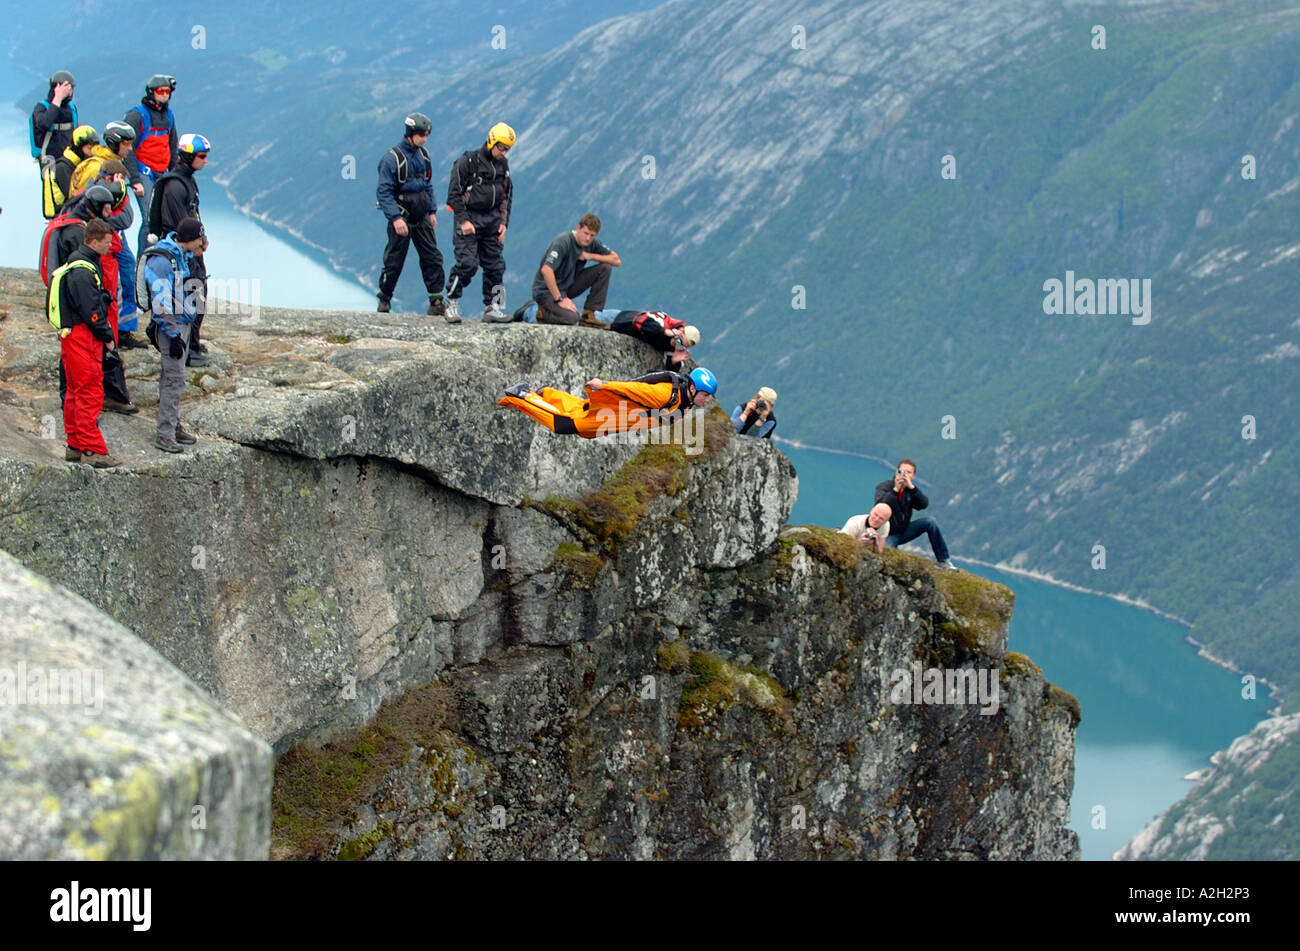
[72,125,99,149]
[486,122,516,150]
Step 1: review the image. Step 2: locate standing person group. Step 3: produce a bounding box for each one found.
[374,118,624,331]
[31,68,214,464]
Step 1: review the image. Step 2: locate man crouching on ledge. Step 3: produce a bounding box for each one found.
[874,458,958,571]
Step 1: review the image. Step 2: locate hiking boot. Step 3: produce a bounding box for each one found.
[937,559,959,572]
[118,331,148,350]
[444,298,462,324]
[85,452,120,468]
[186,352,210,368]
[377,298,392,313]
[155,436,183,454]
[64,446,82,462]
[579,310,609,330]
[483,303,512,323]
[428,296,446,317]
[103,399,140,415]
[502,381,531,400]
[175,425,197,445]
[198,342,209,354]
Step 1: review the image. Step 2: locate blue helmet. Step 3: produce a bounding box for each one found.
[689,367,717,395]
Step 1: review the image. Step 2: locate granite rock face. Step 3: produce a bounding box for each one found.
[0,267,1078,859]
[0,550,272,860]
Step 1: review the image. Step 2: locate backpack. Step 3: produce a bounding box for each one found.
[390,145,431,186]
[46,258,100,337]
[28,100,78,161]
[39,212,84,285]
[40,163,67,219]
[147,170,197,240]
[135,243,185,315]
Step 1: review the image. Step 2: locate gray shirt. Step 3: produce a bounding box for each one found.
[532,230,612,301]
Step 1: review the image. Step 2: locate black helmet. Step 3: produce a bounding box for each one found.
[404,112,432,136]
[105,181,127,205]
[84,184,114,213]
[103,120,136,151]
[145,74,177,95]
[49,70,76,88]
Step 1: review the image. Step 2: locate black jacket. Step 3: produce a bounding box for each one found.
[32,98,77,162]
[58,245,114,342]
[152,164,200,236]
[873,479,930,537]
[51,200,99,273]
[447,147,511,226]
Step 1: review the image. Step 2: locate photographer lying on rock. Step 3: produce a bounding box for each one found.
[839,503,893,554]
[731,386,777,438]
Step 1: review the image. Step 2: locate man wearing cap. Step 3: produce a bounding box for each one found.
[608,310,700,368]
[732,387,778,439]
[145,217,206,453]
[150,132,210,365]
[376,113,446,317]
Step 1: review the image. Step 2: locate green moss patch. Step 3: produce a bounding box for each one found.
[656,639,691,673]
[272,682,457,860]
[677,650,789,729]
[1045,684,1082,727]
[1002,651,1042,678]
[551,542,606,589]
[336,820,395,861]
[933,571,1015,656]
[780,525,862,570]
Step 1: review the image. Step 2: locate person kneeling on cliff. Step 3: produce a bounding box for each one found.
[839,503,892,554]
[498,367,717,437]
[143,216,206,453]
[731,386,777,439]
[874,458,958,571]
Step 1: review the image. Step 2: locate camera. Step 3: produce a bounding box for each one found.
[755,399,768,412]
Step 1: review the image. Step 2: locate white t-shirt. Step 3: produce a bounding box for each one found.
[839,514,889,542]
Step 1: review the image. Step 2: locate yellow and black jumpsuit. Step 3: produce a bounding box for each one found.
[498,370,692,437]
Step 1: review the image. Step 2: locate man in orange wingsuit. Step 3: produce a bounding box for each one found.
[498,367,718,436]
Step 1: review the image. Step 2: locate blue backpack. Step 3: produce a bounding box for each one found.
[28,100,78,160]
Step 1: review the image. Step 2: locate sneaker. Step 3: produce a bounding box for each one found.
[186,352,210,368]
[85,452,120,468]
[118,331,148,350]
[579,310,609,330]
[427,296,446,317]
[937,559,959,572]
[175,425,197,445]
[444,298,462,324]
[483,303,511,323]
[64,446,81,462]
[502,381,531,400]
[377,298,391,313]
[103,399,140,415]
[155,436,183,454]
[198,342,209,354]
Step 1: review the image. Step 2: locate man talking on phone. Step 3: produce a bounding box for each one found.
[873,458,958,571]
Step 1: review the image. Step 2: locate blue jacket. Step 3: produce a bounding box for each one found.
[731,404,776,439]
[145,234,196,336]
[376,139,436,222]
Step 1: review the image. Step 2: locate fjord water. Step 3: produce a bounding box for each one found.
[780,441,1265,860]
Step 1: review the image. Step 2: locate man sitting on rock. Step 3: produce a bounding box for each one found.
[498,367,717,437]
[839,503,892,554]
